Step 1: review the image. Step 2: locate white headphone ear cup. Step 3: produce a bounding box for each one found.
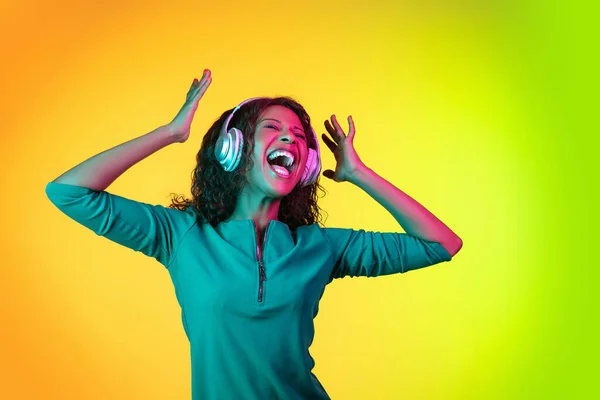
[214,134,229,169]
[215,127,243,172]
[300,126,322,187]
[228,128,243,171]
[301,148,320,186]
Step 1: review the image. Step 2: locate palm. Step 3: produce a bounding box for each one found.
[321,115,364,182]
[169,70,212,143]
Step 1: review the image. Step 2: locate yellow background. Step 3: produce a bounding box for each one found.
[1,0,595,399]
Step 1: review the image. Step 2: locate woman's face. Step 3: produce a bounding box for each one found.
[244,105,310,199]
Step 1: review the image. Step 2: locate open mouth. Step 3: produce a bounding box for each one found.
[266,149,296,179]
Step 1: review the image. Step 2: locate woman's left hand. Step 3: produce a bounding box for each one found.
[321,115,366,183]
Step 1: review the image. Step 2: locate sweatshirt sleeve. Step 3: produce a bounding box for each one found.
[321,227,452,280]
[45,182,195,267]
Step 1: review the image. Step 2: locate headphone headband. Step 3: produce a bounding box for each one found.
[222,97,264,136]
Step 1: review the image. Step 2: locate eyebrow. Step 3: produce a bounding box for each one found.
[260,118,305,133]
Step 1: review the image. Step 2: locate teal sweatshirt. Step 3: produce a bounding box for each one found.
[45,182,452,399]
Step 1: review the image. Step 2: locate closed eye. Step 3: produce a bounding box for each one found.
[265,124,306,140]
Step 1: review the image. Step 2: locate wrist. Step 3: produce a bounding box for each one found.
[161,124,184,144]
[348,163,372,186]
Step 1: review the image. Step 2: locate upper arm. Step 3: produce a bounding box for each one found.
[45,182,194,267]
[321,227,453,280]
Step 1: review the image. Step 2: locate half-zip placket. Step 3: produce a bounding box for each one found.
[255,222,269,303]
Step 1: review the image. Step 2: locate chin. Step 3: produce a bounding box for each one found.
[264,166,300,195]
[267,179,297,198]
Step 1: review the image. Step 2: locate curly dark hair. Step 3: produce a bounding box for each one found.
[168,97,328,230]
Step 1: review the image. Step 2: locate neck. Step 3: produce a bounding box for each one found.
[227,192,281,231]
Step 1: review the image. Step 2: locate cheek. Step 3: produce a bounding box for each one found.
[252,145,265,165]
[301,147,310,166]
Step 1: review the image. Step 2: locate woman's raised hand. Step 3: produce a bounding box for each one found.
[168,69,212,143]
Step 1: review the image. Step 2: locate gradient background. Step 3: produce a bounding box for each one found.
[1,0,595,399]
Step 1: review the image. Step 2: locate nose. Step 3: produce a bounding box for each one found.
[278,129,297,144]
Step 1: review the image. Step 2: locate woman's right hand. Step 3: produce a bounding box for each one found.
[167,69,212,143]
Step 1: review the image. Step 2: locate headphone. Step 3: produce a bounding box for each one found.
[214,97,321,187]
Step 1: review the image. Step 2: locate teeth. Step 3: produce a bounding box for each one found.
[268,150,295,167]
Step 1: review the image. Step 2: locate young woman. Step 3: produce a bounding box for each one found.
[46,69,462,400]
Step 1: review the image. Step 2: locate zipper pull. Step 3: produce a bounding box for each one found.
[259,261,267,281]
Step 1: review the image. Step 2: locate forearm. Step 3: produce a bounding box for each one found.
[350,165,462,256]
[51,125,177,191]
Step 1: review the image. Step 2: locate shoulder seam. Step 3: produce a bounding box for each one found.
[166,212,199,269]
[316,226,338,282]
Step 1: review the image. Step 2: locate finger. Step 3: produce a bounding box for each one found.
[331,115,345,135]
[194,76,212,99]
[199,75,212,92]
[199,69,210,81]
[323,170,334,179]
[192,70,211,96]
[321,133,337,152]
[347,115,356,141]
[324,120,342,143]
[324,120,335,135]
[186,78,199,99]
